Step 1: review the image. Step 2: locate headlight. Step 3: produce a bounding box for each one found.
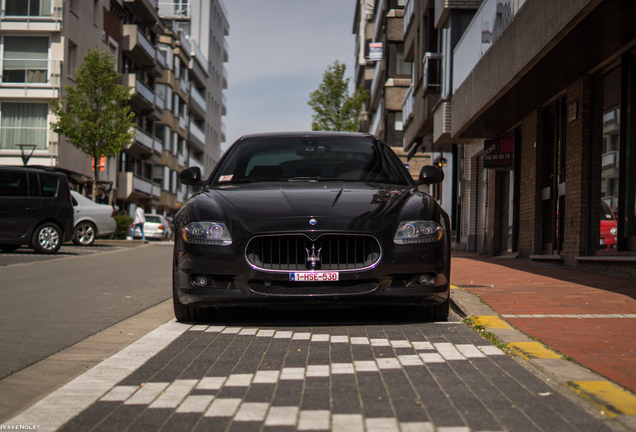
[394,221,442,244]
[182,222,232,245]
[610,227,617,235]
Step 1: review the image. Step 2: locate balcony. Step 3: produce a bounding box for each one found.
[117,172,161,201]
[222,66,228,89]
[189,85,206,120]
[221,122,226,143]
[221,94,227,116]
[126,126,155,158]
[157,2,190,18]
[123,73,156,113]
[123,0,159,23]
[178,31,191,55]
[423,53,443,95]
[403,0,414,35]
[0,0,63,31]
[602,151,618,169]
[187,155,204,173]
[453,0,528,93]
[179,75,188,95]
[223,39,229,62]
[0,59,61,98]
[156,49,167,69]
[122,26,156,67]
[188,120,205,152]
[402,85,414,125]
[178,115,188,132]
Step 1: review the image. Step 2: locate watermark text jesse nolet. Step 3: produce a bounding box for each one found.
[0,426,41,430]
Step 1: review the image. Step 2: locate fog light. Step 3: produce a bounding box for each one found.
[418,274,436,285]
[194,276,208,287]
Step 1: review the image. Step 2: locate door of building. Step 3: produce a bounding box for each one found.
[541,98,567,255]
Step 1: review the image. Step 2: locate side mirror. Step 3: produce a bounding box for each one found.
[179,166,203,186]
[416,165,444,185]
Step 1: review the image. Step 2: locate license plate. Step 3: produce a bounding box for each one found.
[290,272,339,282]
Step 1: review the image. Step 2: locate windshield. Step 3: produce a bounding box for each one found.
[212,136,411,186]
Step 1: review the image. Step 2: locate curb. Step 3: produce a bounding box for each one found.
[450,286,636,430]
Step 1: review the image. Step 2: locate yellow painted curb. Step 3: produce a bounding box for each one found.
[450,284,459,289]
[565,381,636,417]
[507,342,561,361]
[473,315,513,329]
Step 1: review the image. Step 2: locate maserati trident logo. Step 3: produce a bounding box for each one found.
[309,218,317,226]
[305,244,322,269]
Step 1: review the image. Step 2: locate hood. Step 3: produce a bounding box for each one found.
[212,182,409,220]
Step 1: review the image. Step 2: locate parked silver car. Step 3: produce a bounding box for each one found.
[71,191,117,246]
[131,214,171,240]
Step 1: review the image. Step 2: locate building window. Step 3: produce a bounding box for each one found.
[5,0,51,17]
[2,36,48,84]
[396,45,412,76]
[0,103,48,150]
[67,42,76,78]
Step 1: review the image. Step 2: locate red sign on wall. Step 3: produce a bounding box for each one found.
[484,138,514,170]
[92,157,106,171]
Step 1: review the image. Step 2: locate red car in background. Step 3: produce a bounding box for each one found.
[600,201,617,249]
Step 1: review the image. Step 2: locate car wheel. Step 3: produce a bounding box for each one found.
[73,221,96,246]
[421,297,450,322]
[32,223,62,254]
[172,265,215,322]
[0,244,19,253]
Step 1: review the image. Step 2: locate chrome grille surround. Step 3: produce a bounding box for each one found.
[245,233,382,272]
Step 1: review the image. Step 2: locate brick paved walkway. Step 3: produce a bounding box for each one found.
[451,252,636,393]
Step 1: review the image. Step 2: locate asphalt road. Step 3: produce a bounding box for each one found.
[0,242,173,380]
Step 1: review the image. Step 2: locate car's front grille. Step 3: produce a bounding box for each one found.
[246,234,381,271]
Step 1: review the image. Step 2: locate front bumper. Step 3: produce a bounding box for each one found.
[174,238,450,308]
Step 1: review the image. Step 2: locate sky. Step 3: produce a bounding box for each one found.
[222,0,358,150]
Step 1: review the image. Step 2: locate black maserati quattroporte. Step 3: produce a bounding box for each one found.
[174,132,451,321]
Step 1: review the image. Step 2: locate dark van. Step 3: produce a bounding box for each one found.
[0,167,74,254]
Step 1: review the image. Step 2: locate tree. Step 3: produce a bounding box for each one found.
[308,61,369,132]
[51,48,135,200]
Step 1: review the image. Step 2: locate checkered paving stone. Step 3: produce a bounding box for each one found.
[58,323,613,432]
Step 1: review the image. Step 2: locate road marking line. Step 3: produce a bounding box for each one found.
[370,338,390,346]
[298,409,330,430]
[350,337,370,345]
[256,329,275,337]
[473,315,513,329]
[478,345,505,356]
[124,382,169,405]
[389,340,411,348]
[398,354,424,366]
[566,381,636,417]
[204,398,241,417]
[265,406,299,426]
[189,325,209,331]
[253,370,280,383]
[225,373,254,387]
[149,379,198,408]
[366,417,399,432]
[332,413,364,432]
[503,314,636,319]
[221,327,241,334]
[293,332,311,340]
[311,334,330,342]
[234,402,270,421]
[306,365,330,377]
[196,376,226,390]
[411,341,434,350]
[274,330,293,338]
[280,367,305,380]
[376,358,401,369]
[99,385,138,402]
[239,328,258,335]
[205,326,226,332]
[331,363,355,374]
[354,360,378,372]
[433,343,466,361]
[454,344,486,358]
[330,335,349,343]
[400,422,435,432]
[507,342,561,361]
[176,395,214,413]
[419,353,445,363]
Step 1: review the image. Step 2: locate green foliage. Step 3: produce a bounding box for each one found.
[50,48,135,186]
[112,215,133,239]
[308,61,369,132]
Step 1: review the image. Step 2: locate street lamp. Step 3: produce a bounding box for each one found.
[16,144,37,166]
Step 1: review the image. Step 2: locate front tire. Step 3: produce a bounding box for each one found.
[32,223,62,254]
[421,297,450,322]
[73,221,96,246]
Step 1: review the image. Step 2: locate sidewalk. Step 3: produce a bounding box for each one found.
[450,251,636,422]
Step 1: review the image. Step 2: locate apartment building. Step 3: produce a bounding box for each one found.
[0,0,229,219]
[0,0,120,190]
[401,0,636,275]
[353,0,431,179]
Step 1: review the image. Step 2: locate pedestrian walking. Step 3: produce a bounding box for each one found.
[130,203,146,241]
